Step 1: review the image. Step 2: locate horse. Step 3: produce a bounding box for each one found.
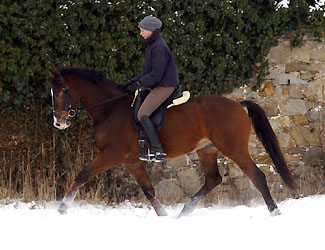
[49,67,296,217]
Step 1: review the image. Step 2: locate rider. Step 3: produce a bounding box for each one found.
[126,16,179,162]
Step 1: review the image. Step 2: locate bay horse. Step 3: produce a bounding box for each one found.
[50,67,295,217]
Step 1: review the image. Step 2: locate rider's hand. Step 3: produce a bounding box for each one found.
[121,80,140,91]
[125,81,140,92]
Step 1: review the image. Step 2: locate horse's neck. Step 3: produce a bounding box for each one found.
[79,84,131,124]
[65,75,131,125]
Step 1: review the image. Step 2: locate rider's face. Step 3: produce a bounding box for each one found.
[140,28,153,39]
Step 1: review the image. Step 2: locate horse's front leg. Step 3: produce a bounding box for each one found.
[58,150,120,214]
[124,161,167,216]
[58,182,81,214]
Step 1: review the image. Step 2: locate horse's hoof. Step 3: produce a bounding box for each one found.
[156,207,168,216]
[178,204,195,218]
[58,202,68,215]
[178,196,202,218]
[270,208,281,217]
[150,198,168,216]
[178,208,192,218]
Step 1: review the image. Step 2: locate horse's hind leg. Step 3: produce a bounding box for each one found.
[179,145,222,217]
[230,152,280,216]
[125,162,167,216]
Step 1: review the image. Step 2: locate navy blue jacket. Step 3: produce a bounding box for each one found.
[135,30,179,88]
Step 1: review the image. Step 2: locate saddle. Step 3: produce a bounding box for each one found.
[130,87,190,132]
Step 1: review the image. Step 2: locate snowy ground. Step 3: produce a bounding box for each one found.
[0,195,324,250]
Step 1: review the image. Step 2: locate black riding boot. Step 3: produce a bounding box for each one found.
[139,115,166,162]
[138,130,150,161]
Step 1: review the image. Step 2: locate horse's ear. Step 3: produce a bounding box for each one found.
[49,68,60,80]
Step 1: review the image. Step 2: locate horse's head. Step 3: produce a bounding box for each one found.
[49,68,78,130]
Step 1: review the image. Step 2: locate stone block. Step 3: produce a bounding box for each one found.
[233,178,251,190]
[271,116,290,128]
[282,88,289,99]
[260,103,279,117]
[248,146,261,156]
[269,119,280,132]
[286,147,305,155]
[279,74,308,85]
[301,71,315,81]
[303,81,319,102]
[292,46,311,63]
[245,91,260,99]
[273,84,283,97]
[302,148,324,167]
[283,99,308,115]
[258,165,273,176]
[177,168,202,195]
[277,133,292,148]
[167,155,189,169]
[290,126,321,147]
[223,87,245,100]
[154,179,184,204]
[313,78,325,100]
[308,63,325,72]
[308,106,325,123]
[188,152,199,161]
[267,40,291,64]
[268,64,286,80]
[289,87,305,99]
[228,164,244,177]
[254,153,273,165]
[290,116,308,124]
[289,72,301,78]
[284,154,301,165]
[309,41,325,62]
[263,82,275,97]
[285,62,309,73]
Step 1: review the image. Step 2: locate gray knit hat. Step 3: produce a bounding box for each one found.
[138,16,162,32]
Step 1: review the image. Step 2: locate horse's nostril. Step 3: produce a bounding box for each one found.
[56,123,61,127]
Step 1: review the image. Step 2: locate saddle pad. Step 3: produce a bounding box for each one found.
[130,87,182,132]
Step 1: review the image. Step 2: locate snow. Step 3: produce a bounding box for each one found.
[0,195,324,250]
[277,0,325,9]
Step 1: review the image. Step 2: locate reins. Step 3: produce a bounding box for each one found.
[77,91,131,113]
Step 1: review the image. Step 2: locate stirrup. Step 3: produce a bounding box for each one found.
[138,150,166,163]
[139,155,151,162]
[152,151,166,163]
[139,148,154,162]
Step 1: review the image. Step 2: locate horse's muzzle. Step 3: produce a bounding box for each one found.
[53,116,71,130]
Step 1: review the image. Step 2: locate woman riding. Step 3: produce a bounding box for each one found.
[125,16,179,162]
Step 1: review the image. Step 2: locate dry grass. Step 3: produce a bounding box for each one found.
[0,106,144,205]
[0,132,145,204]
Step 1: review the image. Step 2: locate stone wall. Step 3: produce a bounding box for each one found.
[151,36,325,206]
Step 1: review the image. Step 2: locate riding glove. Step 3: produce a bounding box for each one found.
[125,81,140,92]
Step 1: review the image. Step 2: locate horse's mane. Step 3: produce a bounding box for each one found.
[59,67,125,91]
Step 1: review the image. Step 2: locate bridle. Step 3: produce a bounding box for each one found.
[52,78,78,121]
[51,76,132,122]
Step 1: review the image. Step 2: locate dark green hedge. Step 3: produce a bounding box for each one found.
[1,0,324,111]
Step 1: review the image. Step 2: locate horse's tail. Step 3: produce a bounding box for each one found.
[240,100,296,189]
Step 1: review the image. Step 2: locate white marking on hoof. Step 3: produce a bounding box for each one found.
[151,198,167,216]
[270,208,281,217]
[58,202,68,215]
